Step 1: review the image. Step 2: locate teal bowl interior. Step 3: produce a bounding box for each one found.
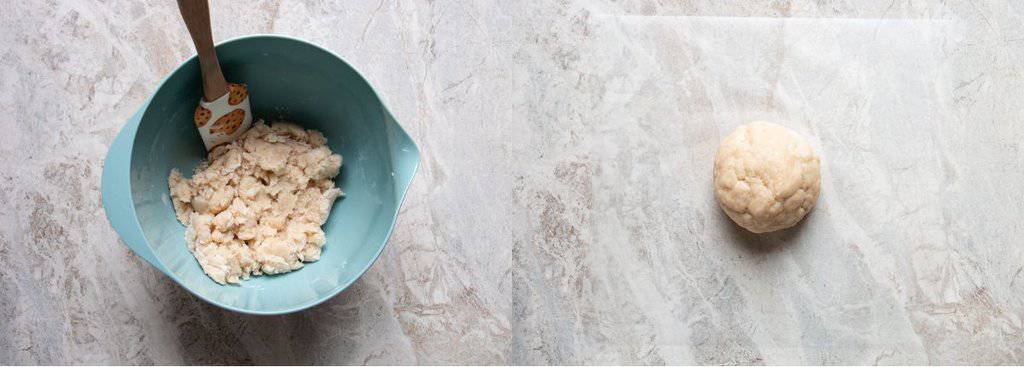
[128,35,419,314]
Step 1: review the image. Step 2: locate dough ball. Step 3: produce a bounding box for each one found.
[713,121,820,233]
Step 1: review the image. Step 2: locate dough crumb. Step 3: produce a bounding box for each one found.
[168,121,343,284]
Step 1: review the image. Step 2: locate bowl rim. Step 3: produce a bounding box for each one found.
[131,33,420,315]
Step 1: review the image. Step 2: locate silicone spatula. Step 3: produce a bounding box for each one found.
[177,0,252,150]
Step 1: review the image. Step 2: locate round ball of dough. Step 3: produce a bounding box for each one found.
[713,121,821,233]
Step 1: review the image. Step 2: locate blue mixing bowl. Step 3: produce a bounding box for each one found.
[101,35,420,315]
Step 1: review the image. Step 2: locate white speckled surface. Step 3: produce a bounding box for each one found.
[2,0,1023,364]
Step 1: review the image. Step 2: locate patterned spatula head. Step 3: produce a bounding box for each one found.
[193,83,252,150]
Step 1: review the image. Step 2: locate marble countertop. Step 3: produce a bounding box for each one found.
[2,0,1023,364]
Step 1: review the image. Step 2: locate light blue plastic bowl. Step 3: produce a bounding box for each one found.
[101,35,420,315]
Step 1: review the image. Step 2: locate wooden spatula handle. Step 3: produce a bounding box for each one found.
[177,0,228,102]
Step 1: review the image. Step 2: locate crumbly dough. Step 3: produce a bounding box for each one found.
[168,121,343,284]
[713,121,820,233]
